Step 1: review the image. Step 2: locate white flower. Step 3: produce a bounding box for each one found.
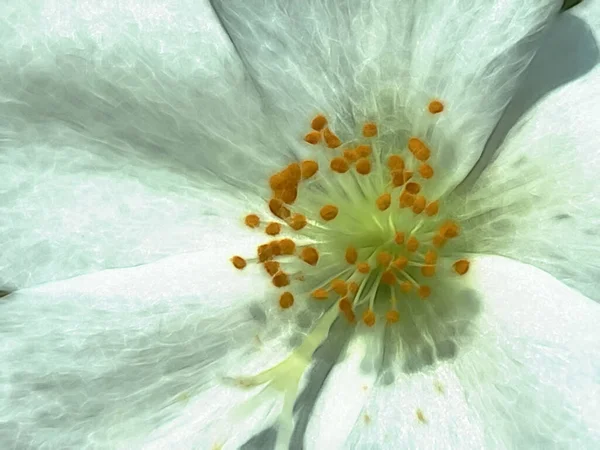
[1,0,599,449]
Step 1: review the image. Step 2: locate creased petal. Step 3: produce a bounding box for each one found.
[337,256,599,449]
[453,63,600,300]
[211,0,561,191]
[0,248,284,448]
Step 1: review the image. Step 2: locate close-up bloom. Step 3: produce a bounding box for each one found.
[1,0,599,449]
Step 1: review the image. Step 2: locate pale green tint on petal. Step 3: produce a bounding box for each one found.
[451,66,600,300]
[318,256,599,449]
[211,0,560,192]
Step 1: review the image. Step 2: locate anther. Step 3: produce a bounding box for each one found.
[231,256,247,270]
[257,244,273,262]
[424,250,437,265]
[355,158,371,175]
[345,246,358,264]
[279,238,296,255]
[357,262,370,274]
[283,163,301,184]
[339,297,353,312]
[408,138,431,161]
[343,310,356,323]
[289,213,307,230]
[387,155,405,171]
[311,114,327,131]
[330,157,350,173]
[244,214,260,228]
[343,148,359,162]
[421,265,436,277]
[320,204,339,221]
[406,236,419,252]
[300,247,319,266]
[376,193,391,211]
[394,232,405,245]
[392,170,406,187]
[428,100,444,114]
[323,127,342,148]
[279,292,294,309]
[264,260,280,276]
[362,122,378,137]
[418,285,431,299]
[399,281,412,293]
[356,145,372,157]
[386,310,400,324]
[453,259,470,275]
[269,198,291,220]
[277,187,297,204]
[304,131,321,145]
[381,270,396,285]
[265,222,281,236]
[362,309,376,326]
[405,182,421,194]
[425,200,440,216]
[348,281,359,294]
[377,251,393,267]
[272,271,290,288]
[393,256,408,270]
[301,160,319,179]
[331,279,348,296]
[412,195,426,214]
[399,191,415,208]
[312,288,329,300]
[419,164,434,179]
[440,221,460,238]
[269,240,282,256]
[432,235,447,248]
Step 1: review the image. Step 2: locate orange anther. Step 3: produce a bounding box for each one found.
[412,195,426,214]
[408,137,431,161]
[231,256,246,270]
[387,155,405,171]
[331,279,348,296]
[440,221,460,239]
[304,131,321,145]
[345,246,358,264]
[428,100,444,114]
[418,285,431,299]
[424,250,438,265]
[339,297,353,312]
[265,222,282,236]
[425,200,440,216]
[392,170,406,187]
[362,309,376,326]
[269,198,290,220]
[320,204,339,221]
[311,114,328,131]
[394,231,405,245]
[279,238,296,255]
[269,172,286,191]
[357,262,370,274]
[419,164,434,179]
[393,256,408,270]
[343,310,356,323]
[356,145,372,157]
[272,271,290,288]
[362,122,378,137]
[406,236,419,252]
[257,243,273,262]
[300,247,319,266]
[289,213,307,230]
[377,251,393,267]
[330,157,350,173]
[301,160,319,179]
[244,214,260,228]
[404,170,413,181]
[421,265,436,277]
[279,291,294,309]
[323,127,342,148]
[283,163,301,183]
[381,270,396,285]
[399,281,412,293]
[343,148,359,162]
[405,182,421,194]
[277,186,297,204]
[386,310,400,324]
[269,240,282,256]
[399,191,415,208]
[453,259,470,275]
[348,281,359,294]
[264,260,280,276]
[312,288,329,300]
[432,235,447,248]
[355,158,371,175]
[376,193,391,211]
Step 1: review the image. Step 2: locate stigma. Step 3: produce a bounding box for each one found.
[231,100,469,327]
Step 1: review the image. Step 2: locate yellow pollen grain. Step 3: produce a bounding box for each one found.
[392,170,406,187]
[231,256,246,270]
[405,182,421,194]
[377,251,393,267]
[386,310,400,324]
[406,236,419,252]
[263,260,280,276]
[300,247,319,266]
[320,204,339,221]
[381,270,396,285]
[289,213,307,230]
[330,157,350,173]
[311,114,327,131]
[362,122,378,137]
[412,195,426,214]
[312,288,329,300]
[362,309,376,327]
[440,221,460,238]
[376,193,391,211]
[279,292,294,309]
[244,214,260,228]
[424,250,437,265]
[279,238,296,255]
[399,191,415,208]
[304,131,321,145]
[428,100,444,114]
[425,200,440,216]
[419,163,434,179]
[393,256,408,270]
[343,148,359,162]
[345,246,358,264]
[265,222,281,236]
[272,271,290,288]
[301,160,319,179]
[387,155,405,171]
[421,265,436,277]
[453,259,470,275]
[348,281,359,294]
[400,281,412,293]
[357,262,370,274]
[339,297,353,312]
[331,279,348,296]
[432,234,447,248]
[418,285,431,299]
[323,127,342,148]
[394,231,405,245]
[417,409,427,423]
[257,243,273,262]
[356,145,372,157]
[355,158,371,175]
[269,198,291,220]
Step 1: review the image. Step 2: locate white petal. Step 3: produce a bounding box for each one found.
[0,249,288,448]
[336,256,600,449]
[211,0,560,190]
[453,62,600,299]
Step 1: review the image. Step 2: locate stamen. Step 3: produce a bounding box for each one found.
[405,182,421,194]
[425,200,440,216]
[320,205,339,221]
[399,191,415,208]
[432,235,447,248]
[331,279,348,296]
[272,271,290,288]
[381,270,396,285]
[419,164,434,179]
[269,198,291,220]
[279,238,296,255]
[355,158,371,175]
[300,247,319,266]
[357,262,370,274]
[231,256,247,270]
[392,170,406,187]
[330,157,350,173]
[387,155,405,171]
[269,240,282,256]
[257,244,273,262]
[453,259,470,275]
[421,265,436,277]
[377,251,393,267]
[393,256,408,270]
[424,250,437,265]
[323,127,342,148]
[428,100,444,114]
[412,195,426,214]
[264,261,280,276]
[406,236,419,252]
[440,221,460,238]
[345,246,358,264]
[394,232,405,245]
[362,122,378,137]
[289,213,307,230]
[418,285,431,299]
[376,193,391,211]
[362,309,376,326]
[408,138,431,161]
[386,310,400,324]
[301,160,319,179]
[399,281,412,293]
[343,148,359,162]
[312,288,329,300]
[356,145,372,157]
[311,114,327,131]
[265,222,282,236]
[304,131,321,145]
[244,214,260,229]
[279,292,294,309]
[348,281,359,294]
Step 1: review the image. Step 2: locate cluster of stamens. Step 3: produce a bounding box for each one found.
[231,100,470,328]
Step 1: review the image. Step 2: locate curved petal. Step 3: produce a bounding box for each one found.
[314,256,599,449]
[211,0,561,191]
[0,248,289,448]
[452,64,600,300]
